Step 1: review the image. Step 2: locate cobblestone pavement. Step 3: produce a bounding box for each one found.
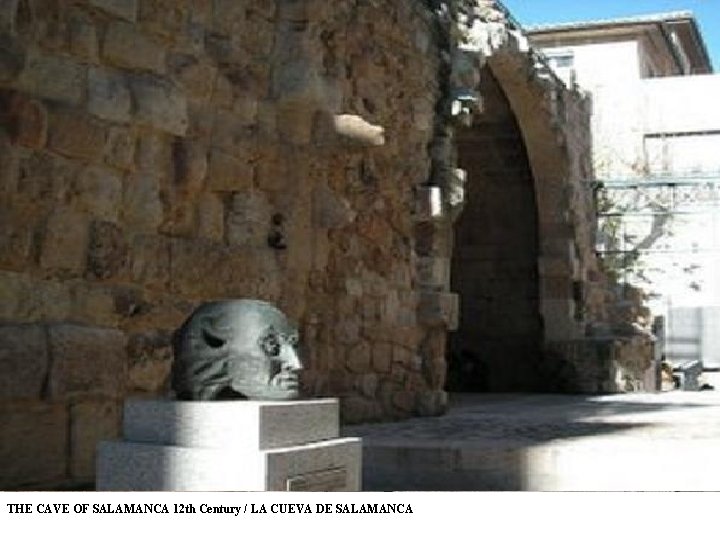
[345,391,720,490]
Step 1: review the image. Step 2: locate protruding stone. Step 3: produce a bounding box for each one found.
[326,114,385,147]
[414,186,444,221]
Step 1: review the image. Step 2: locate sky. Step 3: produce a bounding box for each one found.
[501,0,720,71]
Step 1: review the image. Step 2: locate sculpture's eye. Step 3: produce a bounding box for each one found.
[260,334,281,357]
[287,334,299,347]
[202,328,225,349]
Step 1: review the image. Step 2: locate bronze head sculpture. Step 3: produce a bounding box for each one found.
[171,300,302,400]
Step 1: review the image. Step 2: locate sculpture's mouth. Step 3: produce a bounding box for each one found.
[270,372,299,390]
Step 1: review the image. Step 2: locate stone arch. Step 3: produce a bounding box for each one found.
[486,50,587,345]
[448,65,542,391]
[444,9,598,391]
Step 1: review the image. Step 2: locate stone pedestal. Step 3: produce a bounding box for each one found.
[96,398,361,491]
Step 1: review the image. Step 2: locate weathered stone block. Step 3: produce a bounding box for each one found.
[126,329,172,392]
[0,33,24,83]
[0,0,18,31]
[74,166,123,222]
[196,192,224,241]
[372,342,392,374]
[70,399,120,481]
[416,390,448,416]
[139,0,194,38]
[313,185,355,229]
[0,270,30,321]
[40,208,89,274]
[136,132,172,176]
[207,149,254,191]
[48,324,127,398]
[69,15,99,61]
[0,404,67,489]
[17,53,85,105]
[7,94,47,149]
[86,221,128,280]
[417,256,450,289]
[122,173,164,231]
[170,54,216,101]
[0,324,48,400]
[172,138,207,195]
[211,0,245,35]
[70,282,119,327]
[0,206,34,270]
[105,127,136,171]
[130,234,170,290]
[88,67,131,123]
[48,111,107,161]
[103,21,165,73]
[169,239,259,298]
[130,75,188,135]
[226,191,271,247]
[347,341,371,374]
[418,292,459,330]
[89,0,137,22]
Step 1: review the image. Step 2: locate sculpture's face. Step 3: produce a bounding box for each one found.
[172,300,303,400]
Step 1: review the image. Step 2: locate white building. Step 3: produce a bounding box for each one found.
[526,12,720,368]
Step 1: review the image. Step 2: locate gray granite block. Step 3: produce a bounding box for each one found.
[122,398,340,450]
[96,437,361,491]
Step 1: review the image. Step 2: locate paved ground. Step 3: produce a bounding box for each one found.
[344,391,720,491]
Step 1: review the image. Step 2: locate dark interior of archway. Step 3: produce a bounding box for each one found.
[447,66,543,392]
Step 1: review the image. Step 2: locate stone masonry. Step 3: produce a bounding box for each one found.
[0,0,449,489]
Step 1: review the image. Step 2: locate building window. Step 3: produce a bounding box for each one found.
[551,54,574,69]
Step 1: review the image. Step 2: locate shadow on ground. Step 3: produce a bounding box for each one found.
[344,392,720,491]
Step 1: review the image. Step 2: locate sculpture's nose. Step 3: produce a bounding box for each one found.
[282,345,302,372]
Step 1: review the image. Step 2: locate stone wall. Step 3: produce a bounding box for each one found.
[0,0,447,489]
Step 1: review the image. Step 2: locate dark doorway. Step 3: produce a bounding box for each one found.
[447,67,542,392]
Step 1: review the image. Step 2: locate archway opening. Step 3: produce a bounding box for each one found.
[447,66,543,392]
